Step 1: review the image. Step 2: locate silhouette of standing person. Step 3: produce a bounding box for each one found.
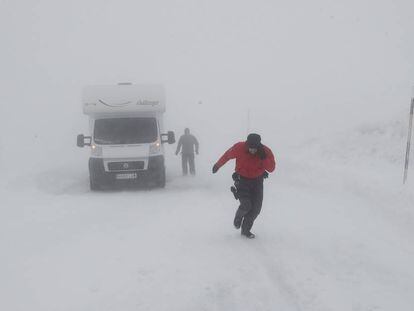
[175,128,199,175]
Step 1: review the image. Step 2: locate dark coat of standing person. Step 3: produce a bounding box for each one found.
[175,128,199,175]
[212,133,276,238]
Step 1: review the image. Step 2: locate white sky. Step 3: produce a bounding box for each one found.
[0,0,413,167]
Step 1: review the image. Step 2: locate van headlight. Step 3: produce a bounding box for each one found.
[91,144,103,156]
[149,141,161,155]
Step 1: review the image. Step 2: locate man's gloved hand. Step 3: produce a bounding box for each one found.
[257,144,266,160]
[263,171,269,179]
[230,186,239,200]
[232,172,240,181]
[212,164,219,174]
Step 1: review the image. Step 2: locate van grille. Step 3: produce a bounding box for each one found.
[108,161,144,171]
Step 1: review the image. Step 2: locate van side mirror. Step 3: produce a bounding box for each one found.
[77,134,91,147]
[161,131,175,144]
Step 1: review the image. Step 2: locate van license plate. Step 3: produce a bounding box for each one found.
[116,173,138,180]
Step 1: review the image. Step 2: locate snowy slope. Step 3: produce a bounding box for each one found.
[1,119,414,311]
[2,1,414,310]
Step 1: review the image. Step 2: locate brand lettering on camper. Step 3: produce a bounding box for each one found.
[136,100,159,106]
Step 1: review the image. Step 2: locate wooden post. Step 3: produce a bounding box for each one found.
[246,108,251,136]
[403,98,414,184]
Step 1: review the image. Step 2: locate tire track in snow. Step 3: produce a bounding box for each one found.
[230,237,300,311]
[248,239,311,311]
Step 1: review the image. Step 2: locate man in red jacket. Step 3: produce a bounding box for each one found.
[212,133,276,238]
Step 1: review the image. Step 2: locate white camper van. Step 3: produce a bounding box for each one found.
[77,84,175,190]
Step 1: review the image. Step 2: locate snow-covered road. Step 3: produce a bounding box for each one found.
[2,154,414,311]
[2,0,414,309]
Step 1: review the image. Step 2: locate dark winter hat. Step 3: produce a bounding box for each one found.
[246,133,261,148]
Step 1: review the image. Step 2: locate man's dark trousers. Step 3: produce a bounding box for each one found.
[234,176,264,233]
[182,153,195,175]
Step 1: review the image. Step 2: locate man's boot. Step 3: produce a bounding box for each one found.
[241,231,255,239]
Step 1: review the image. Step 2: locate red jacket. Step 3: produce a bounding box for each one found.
[215,142,276,178]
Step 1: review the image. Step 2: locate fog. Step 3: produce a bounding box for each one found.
[1,0,414,175]
[1,1,414,310]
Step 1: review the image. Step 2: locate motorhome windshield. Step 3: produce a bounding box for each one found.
[94,117,158,144]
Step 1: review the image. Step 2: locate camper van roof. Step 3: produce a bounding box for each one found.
[82,84,166,115]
